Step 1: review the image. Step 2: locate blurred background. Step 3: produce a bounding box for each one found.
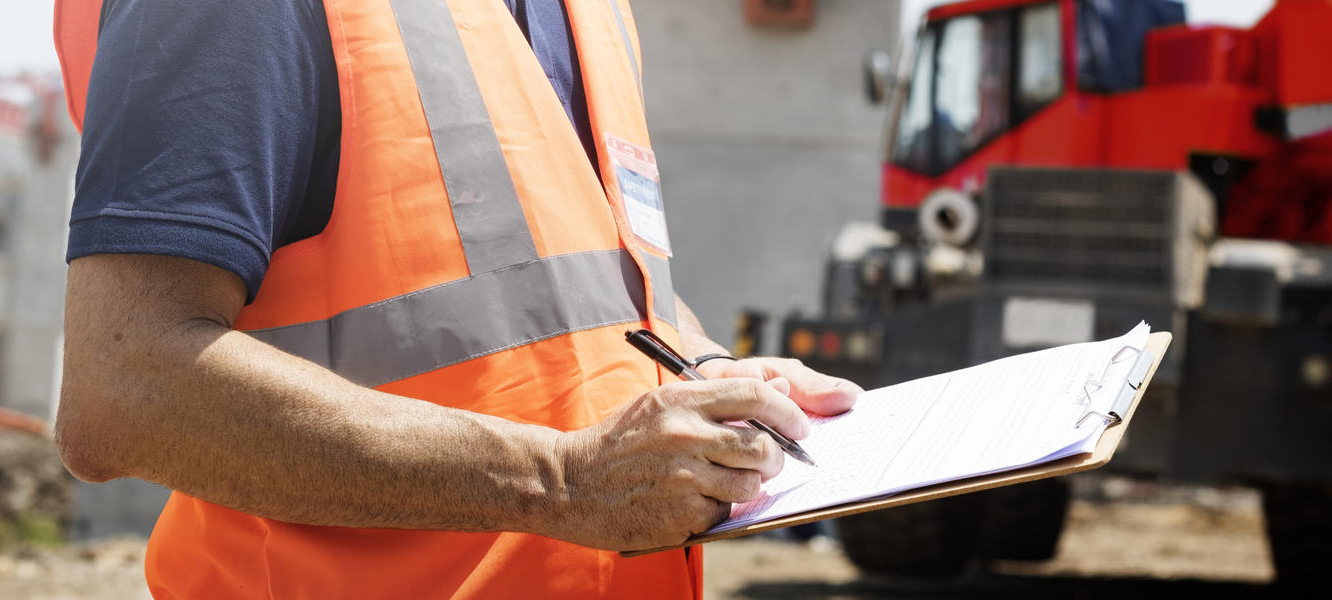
[7,0,1329,598]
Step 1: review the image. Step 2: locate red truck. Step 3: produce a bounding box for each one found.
[780,0,1332,582]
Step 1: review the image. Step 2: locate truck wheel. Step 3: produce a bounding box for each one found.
[1259,483,1332,583]
[975,478,1070,561]
[832,493,980,578]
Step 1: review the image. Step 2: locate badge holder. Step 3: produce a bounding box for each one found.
[606,133,672,256]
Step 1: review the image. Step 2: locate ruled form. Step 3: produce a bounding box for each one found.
[712,322,1151,533]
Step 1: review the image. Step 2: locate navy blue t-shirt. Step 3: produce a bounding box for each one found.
[68,0,594,302]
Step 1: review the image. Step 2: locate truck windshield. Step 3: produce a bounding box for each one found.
[893,28,936,174]
[891,4,1062,176]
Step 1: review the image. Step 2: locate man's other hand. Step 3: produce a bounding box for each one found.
[695,357,861,417]
[548,378,808,551]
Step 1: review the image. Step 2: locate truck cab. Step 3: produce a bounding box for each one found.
[784,0,1332,582]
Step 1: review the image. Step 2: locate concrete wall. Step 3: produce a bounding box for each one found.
[634,0,898,353]
[0,78,77,420]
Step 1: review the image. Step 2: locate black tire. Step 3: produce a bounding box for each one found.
[832,493,981,578]
[975,478,1071,561]
[1259,482,1332,583]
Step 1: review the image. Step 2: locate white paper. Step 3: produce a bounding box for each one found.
[711,322,1152,533]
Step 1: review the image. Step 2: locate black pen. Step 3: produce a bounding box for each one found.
[625,329,818,467]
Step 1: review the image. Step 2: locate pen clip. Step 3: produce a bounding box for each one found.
[625,329,694,375]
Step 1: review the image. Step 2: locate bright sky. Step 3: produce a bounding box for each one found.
[0,1,1280,74]
[0,1,58,73]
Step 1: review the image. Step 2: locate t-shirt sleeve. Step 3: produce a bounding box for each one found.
[67,0,338,302]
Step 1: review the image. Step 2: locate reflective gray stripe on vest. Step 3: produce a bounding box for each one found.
[606,0,643,99]
[643,253,676,325]
[390,0,539,274]
[247,250,662,387]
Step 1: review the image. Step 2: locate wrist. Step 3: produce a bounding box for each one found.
[510,425,574,537]
[534,427,588,536]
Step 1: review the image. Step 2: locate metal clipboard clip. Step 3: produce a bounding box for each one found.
[1076,344,1155,428]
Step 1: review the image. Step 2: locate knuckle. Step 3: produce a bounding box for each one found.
[657,418,690,442]
[732,470,762,501]
[681,497,725,535]
[733,431,769,464]
[758,436,780,465]
[717,379,765,413]
[708,501,733,530]
[679,496,716,531]
[712,468,761,504]
[744,471,763,498]
[740,378,769,403]
[650,384,689,408]
[665,464,698,489]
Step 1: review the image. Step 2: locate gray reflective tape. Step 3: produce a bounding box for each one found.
[606,0,643,99]
[391,0,538,274]
[247,250,650,387]
[642,253,676,326]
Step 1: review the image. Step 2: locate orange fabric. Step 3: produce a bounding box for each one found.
[56,0,697,597]
[52,0,99,133]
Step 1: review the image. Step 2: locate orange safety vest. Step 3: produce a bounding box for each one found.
[55,0,700,597]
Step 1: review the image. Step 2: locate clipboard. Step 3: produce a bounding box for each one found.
[623,331,1172,558]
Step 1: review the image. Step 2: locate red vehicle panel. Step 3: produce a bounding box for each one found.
[883,0,1331,243]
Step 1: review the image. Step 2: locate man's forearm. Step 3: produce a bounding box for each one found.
[58,255,567,534]
[59,256,814,551]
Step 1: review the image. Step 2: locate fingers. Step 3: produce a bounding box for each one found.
[695,496,733,535]
[701,423,784,481]
[760,359,862,416]
[690,378,810,441]
[691,461,765,504]
[694,357,862,416]
[556,380,797,551]
[647,488,729,549]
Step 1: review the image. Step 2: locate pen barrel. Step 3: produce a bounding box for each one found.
[746,419,794,452]
[679,367,707,382]
[746,419,816,467]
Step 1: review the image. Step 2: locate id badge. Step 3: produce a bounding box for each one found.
[606,134,672,256]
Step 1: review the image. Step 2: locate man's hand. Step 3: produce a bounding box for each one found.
[695,357,862,417]
[672,294,861,417]
[546,377,809,551]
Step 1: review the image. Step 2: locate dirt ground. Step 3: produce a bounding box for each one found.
[0,537,152,600]
[703,477,1275,599]
[0,474,1278,599]
[702,474,1278,599]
